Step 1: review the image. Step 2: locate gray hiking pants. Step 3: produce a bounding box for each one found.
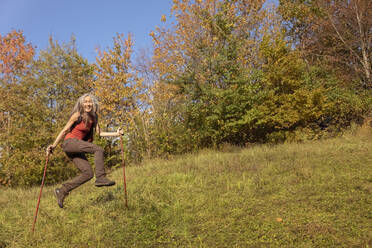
[61,138,106,193]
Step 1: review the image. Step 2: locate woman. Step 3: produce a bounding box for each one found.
[47,93,123,208]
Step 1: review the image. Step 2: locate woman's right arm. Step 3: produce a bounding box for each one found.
[47,112,80,155]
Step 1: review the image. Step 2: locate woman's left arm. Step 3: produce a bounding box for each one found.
[96,123,123,137]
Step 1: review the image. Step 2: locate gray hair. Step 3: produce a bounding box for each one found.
[71,93,99,116]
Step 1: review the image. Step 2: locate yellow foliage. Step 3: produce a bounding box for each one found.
[94,33,147,133]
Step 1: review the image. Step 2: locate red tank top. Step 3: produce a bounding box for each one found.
[65,120,93,141]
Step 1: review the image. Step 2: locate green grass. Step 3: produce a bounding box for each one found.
[1,130,371,247]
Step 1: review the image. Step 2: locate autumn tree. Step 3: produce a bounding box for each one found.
[0,30,35,150]
[0,35,94,187]
[245,33,338,142]
[133,48,169,157]
[150,0,276,147]
[35,36,94,126]
[0,30,35,186]
[0,30,34,77]
[148,0,369,149]
[279,0,372,88]
[94,33,149,162]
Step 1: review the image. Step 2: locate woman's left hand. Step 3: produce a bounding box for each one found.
[116,127,124,136]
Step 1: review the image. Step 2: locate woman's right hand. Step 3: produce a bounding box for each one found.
[116,127,124,136]
[46,144,55,156]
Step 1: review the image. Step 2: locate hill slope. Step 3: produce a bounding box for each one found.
[1,130,371,247]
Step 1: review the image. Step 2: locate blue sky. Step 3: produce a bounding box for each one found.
[0,0,174,62]
[1,0,278,63]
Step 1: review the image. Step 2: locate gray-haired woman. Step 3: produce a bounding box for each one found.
[47,93,123,208]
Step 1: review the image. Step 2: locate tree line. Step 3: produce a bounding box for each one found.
[1,0,371,187]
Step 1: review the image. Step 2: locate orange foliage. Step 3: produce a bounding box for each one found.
[0,30,34,77]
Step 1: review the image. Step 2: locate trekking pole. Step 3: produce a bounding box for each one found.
[120,135,128,209]
[32,153,50,233]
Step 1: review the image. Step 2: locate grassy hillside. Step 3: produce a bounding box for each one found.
[1,128,371,247]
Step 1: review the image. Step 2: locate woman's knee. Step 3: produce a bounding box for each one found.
[83,168,94,180]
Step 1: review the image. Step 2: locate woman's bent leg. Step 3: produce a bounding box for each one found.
[62,153,94,192]
[55,153,93,208]
[63,139,106,179]
[62,138,115,187]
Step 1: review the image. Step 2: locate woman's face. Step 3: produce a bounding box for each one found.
[83,96,93,113]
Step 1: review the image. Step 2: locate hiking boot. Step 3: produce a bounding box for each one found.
[95,177,115,187]
[54,188,68,208]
